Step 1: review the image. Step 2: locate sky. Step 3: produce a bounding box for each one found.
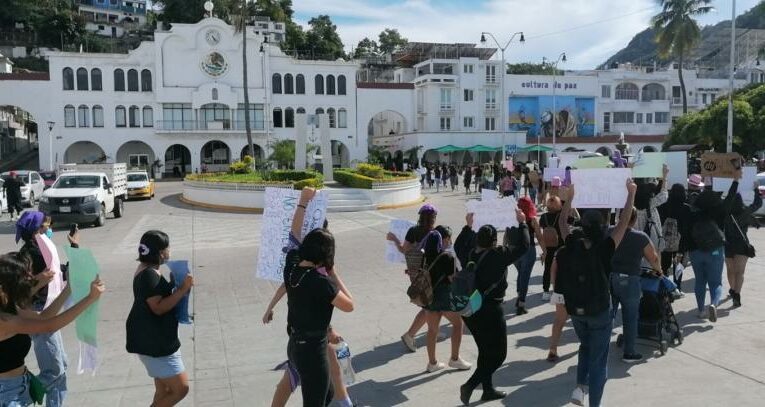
[291,0,763,69]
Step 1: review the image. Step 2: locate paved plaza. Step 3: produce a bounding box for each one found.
[1,182,764,406]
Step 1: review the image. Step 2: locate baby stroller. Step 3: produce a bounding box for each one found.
[616,269,683,355]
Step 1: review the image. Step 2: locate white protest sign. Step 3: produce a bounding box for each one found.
[714,167,757,205]
[466,197,519,231]
[543,167,565,182]
[256,187,328,282]
[571,168,631,208]
[482,188,498,201]
[665,151,688,187]
[386,219,415,263]
[558,152,579,169]
[35,234,64,309]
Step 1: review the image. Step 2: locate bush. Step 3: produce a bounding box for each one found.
[356,163,385,179]
[334,169,374,188]
[185,170,323,189]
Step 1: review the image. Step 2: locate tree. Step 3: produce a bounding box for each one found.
[269,140,296,168]
[230,1,256,167]
[378,28,407,54]
[152,0,208,26]
[652,0,713,114]
[506,62,563,75]
[353,37,378,58]
[305,15,345,60]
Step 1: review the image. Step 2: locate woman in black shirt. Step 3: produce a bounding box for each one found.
[126,230,193,407]
[724,181,762,307]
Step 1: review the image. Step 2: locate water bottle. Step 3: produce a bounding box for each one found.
[334,341,356,386]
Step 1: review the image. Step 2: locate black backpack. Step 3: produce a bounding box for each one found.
[555,237,611,317]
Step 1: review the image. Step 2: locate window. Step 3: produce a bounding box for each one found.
[200,103,230,129]
[338,108,347,128]
[338,75,346,95]
[615,83,639,100]
[464,89,474,102]
[141,69,152,91]
[463,64,474,74]
[315,108,324,115]
[64,105,76,127]
[63,68,74,90]
[710,93,716,102]
[440,88,453,110]
[702,93,708,104]
[92,105,104,127]
[315,74,324,94]
[127,69,139,91]
[91,68,102,91]
[78,105,89,127]
[326,75,336,95]
[440,117,451,130]
[129,105,140,127]
[613,112,634,123]
[236,103,265,130]
[284,73,294,94]
[641,83,665,101]
[284,107,295,128]
[485,89,497,109]
[646,113,653,123]
[129,154,149,168]
[296,107,306,114]
[485,65,496,83]
[603,112,610,132]
[114,69,125,91]
[672,86,682,98]
[601,85,611,98]
[272,73,282,94]
[162,103,193,129]
[202,141,230,165]
[115,105,126,127]
[296,74,305,94]
[636,113,643,124]
[142,106,153,127]
[327,108,336,128]
[76,68,89,90]
[273,108,283,128]
[212,88,219,100]
[655,112,669,123]
[484,117,496,131]
[463,116,474,128]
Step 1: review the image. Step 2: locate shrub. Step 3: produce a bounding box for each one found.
[334,169,374,189]
[356,163,385,179]
[228,160,252,174]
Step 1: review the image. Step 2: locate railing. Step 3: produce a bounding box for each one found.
[154,120,266,131]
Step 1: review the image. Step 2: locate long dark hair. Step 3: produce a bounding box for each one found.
[0,253,36,314]
[668,183,687,206]
[299,228,336,270]
[476,225,498,249]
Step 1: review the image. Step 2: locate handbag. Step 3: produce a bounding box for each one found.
[29,372,45,405]
[730,215,756,258]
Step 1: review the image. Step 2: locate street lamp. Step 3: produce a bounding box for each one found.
[480,31,524,164]
[47,121,55,170]
[542,52,566,157]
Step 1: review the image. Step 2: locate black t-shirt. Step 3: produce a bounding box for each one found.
[20,241,48,304]
[610,229,650,276]
[126,268,180,357]
[425,253,456,288]
[284,250,338,335]
[405,225,429,245]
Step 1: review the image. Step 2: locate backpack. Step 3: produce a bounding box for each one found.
[406,253,447,307]
[555,238,610,317]
[691,218,724,252]
[541,214,561,248]
[449,250,491,317]
[662,217,681,252]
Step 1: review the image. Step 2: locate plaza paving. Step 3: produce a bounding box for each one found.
[1,182,764,406]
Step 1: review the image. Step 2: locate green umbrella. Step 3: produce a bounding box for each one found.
[434,145,462,153]
[467,145,501,152]
[521,145,554,152]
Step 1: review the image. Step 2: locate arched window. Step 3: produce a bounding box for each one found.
[76,68,89,91]
[315,107,324,115]
[326,75,336,95]
[284,73,294,94]
[296,74,305,94]
[141,69,152,91]
[62,68,74,90]
[91,68,102,91]
[338,75,346,95]
[143,106,154,127]
[114,69,125,91]
[315,108,324,127]
[127,69,139,91]
[64,105,76,127]
[272,108,283,128]
[315,74,324,94]
[115,106,126,127]
[338,108,347,128]
[272,73,282,94]
[200,103,231,129]
[296,107,306,114]
[212,88,219,100]
[615,82,639,100]
[285,107,295,128]
[129,105,140,127]
[641,83,666,102]
[327,108,336,128]
[78,105,89,127]
[92,105,104,127]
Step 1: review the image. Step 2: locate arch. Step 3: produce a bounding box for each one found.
[240,144,264,160]
[77,105,89,127]
[338,75,347,95]
[331,140,350,168]
[201,140,231,171]
[284,107,295,128]
[641,83,665,102]
[326,75,336,95]
[128,105,140,127]
[115,105,126,127]
[64,141,106,164]
[64,105,76,127]
[92,105,104,127]
[366,110,408,150]
[296,107,306,114]
[91,68,102,91]
[117,140,156,170]
[315,74,324,94]
[141,69,152,91]
[200,103,231,129]
[114,69,125,91]
[315,107,325,115]
[62,68,74,90]
[595,146,613,157]
[296,74,305,94]
[76,68,89,91]
[164,144,192,176]
[142,106,153,127]
[615,82,639,100]
[284,73,294,94]
[127,69,139,91]
[272,73,282,94]
[327,108,336,128]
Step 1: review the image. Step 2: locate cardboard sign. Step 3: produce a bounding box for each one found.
[385,219,415,263]
[714,166,758,205]
[700,152,743,178]
[465,196,519,231]
[631,152,665,178]
[570,168,632,208]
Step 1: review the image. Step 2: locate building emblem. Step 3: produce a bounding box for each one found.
[200,52,228,77]
[205,29,221,46]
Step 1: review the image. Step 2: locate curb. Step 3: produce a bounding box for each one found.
[377,196,426,210]
[179,195,264,214]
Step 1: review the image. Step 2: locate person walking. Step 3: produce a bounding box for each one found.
[441,163,449,189]
[449,165,459,192]
[2,171,25,221]
[474,166,483,193]
[426,166,434,189]
[538,196,570,301]
[633,165,669,254]
[463,167,473,194]
[658,184,692,291]
[433,165,441,192]
[723,181,761,308]
[454,211,529,405]
[514,197,544,315]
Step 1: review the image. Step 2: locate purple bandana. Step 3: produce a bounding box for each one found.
[15,211,44,243]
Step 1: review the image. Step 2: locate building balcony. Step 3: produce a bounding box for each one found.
[414,74,458,85]
[438,107,455,116]
[155,120,266,132]
[484,107,499,115]
[485,77,499,86]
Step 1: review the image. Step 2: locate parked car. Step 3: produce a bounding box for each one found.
[0,170,45,207]
[126,171,155,199]
[39,171,58,189]
[0,178,6,215]
[756,172,765,218]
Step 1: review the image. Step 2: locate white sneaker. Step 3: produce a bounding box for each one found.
[708,305,717,323]
[697,309,708,319]
[448,357,472,370]
[542,292,552,301]
[401,333,416,352]
[426,361,446,373]
[570,386,587,406]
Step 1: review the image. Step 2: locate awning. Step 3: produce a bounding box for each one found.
[434,145,462,153]
[520,145,554,153]
[467,145,502,152]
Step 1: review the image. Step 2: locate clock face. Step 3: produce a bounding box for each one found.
[200,52,228,77]
[206,29,221,46]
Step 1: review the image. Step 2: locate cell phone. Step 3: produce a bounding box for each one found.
[69,223,78,236]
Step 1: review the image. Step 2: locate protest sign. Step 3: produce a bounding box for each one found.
[570,168,631,208]
[700,152,743,178]
[256,188,328,282]
[548,156,560,169]
[665,151,688,187]
[543,167,565,182]
[35,234,64,308]
[558,152,579,169]
[166,260,192,324]
[385,219,415,263]
[63,246,100,374]
[572,156,611,169]
[631,152,665,178]
[466,196,519,231]
[482,188,498,201]
[714,166,757,205]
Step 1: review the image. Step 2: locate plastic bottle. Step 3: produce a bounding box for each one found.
[334,341,356,386]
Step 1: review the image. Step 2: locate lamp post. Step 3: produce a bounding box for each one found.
[727,0,736,153]
[480,31,524,164]
[542,53,566,156]
[47,121,55,170]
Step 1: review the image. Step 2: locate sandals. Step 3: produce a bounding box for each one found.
[546,352,559,363]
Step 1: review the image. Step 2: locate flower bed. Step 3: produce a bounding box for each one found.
[333,165,416,189]
[185,170,323,190]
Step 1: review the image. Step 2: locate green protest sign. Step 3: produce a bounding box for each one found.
[64,246,100,347]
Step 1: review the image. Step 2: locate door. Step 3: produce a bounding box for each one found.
[129,154,149,169]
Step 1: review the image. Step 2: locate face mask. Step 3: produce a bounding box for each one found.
[45,229,53,239]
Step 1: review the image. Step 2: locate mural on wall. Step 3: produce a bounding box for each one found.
[509,96,595,137]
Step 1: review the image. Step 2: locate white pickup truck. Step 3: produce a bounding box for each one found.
[39,163,128,227]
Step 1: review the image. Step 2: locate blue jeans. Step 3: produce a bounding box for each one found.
[689,248,724,311]
[0,372,34,407]
[571,308,612,407]
[514,245,537,303]
[610,274,641,355]
[31,301,68,407]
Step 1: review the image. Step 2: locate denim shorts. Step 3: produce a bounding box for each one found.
[0,371,34,407]
[138,351,185,379]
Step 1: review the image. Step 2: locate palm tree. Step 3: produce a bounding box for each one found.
[652,0,713,114]
[233,0,256,165]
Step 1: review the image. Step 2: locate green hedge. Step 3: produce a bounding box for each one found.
[185,170,323,190]
[333,168,416,189]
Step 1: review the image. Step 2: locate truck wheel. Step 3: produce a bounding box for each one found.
[113,198,124,218]
[94,204,106,227]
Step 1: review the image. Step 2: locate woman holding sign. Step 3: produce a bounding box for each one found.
[723,181,762,308]
[0,252,104,406]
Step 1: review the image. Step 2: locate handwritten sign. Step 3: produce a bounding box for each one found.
[700,152,743,178]
[466,196,519,231]
[714,166,757,205]
[35,234,64,309]
[571,168,631,208]
[631,152,665,178]
[558,152,579,170]
[385,219,415,263]
[256,188,328,282]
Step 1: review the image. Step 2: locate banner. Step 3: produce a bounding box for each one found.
[385,220,415,263]
[256,188,328,282]
[631,152,665,178]
[714,166,757,205]
[35,234,64,309]
[700,152,743,178]
[466,196,519,231]
[63,246,100,374]
[166,260,192,324]
[570,168,631,208]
